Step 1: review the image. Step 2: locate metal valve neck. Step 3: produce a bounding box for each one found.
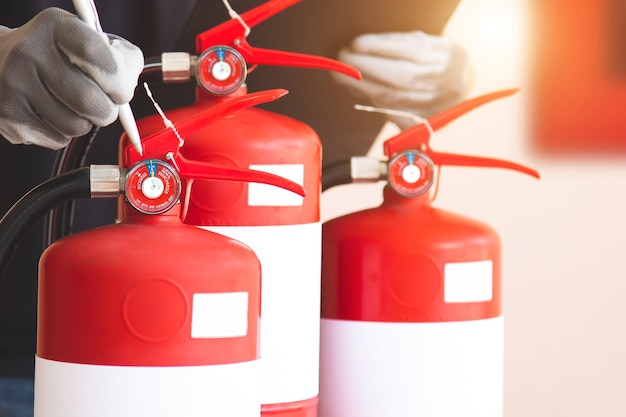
[122,202,183,223]
[381,185,432,206]
[195,85,248,102]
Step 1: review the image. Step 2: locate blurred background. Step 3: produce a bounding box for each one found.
[322,0,626,416]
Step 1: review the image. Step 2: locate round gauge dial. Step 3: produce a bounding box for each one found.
[196,45,247,95]
[388,151,435,197]
[125,160,181,214]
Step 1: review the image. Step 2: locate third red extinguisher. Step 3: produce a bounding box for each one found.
[319,89,539,417]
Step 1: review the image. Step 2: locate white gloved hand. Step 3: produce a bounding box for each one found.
[0,7,144,149]
[332,30,470,129]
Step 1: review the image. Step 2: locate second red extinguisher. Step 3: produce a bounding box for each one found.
[122,1,362,416]
[319,90,539,417]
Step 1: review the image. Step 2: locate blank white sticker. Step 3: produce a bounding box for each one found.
[248,164,304,207]
[191,292,249,338]
[444,260,493,303]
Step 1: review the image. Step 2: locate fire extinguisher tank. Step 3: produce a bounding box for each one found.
[121,0,362,413]
[134,90,322,416]
[134,91,320,226]
[318,90,539,417]
[183,105,319,226]
[37,91,305,416]
[36,205,262,417]
[190,98,321,417]
[186,94,321,417]
[320,193,504,417]
[322,189,501,323]
[124,85,322,415]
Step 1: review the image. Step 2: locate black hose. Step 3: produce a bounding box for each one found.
[322,159,353,192]
[0,168,91,281]
[43,128,99,246]
[140,56,165,84]
[42,57,166,247]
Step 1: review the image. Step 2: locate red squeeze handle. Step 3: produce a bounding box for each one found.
[429,151,540,179]
[195,0,362,80]
[123,88,306,197]
[384,89,520,157]
[124,89,288,167]
[382,88,539,179]
[173,153,305,197]
[196,0,299,51]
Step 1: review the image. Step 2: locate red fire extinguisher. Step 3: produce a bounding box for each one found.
[319,89,539,417]
[0,90,304,417]
[120,2,361,416]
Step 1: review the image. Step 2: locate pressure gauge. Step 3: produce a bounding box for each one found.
[196,45,247,95]
[387,150,435,197]
[125,160,181,214]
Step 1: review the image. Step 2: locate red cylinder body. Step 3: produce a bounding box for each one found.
[36,204,261,417]
[320,187,504,417]
[127,88,322,417]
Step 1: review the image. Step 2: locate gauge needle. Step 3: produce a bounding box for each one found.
[72,0,144,156]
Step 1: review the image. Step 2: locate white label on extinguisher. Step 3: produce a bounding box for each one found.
[200,222,321,405]
[247,164,304,206]
[34,356,260,417]
[191,292,248,338]
[319,316,504,417]
[444,260,493,303]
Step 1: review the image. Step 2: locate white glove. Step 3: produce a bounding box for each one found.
[332,30,470,129]
[0,8,144,149]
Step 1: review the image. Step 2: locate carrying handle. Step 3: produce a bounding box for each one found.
[383,89,539,179]
[122,88,305,197]
[429,151,539,179]
[195,0,361,80]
